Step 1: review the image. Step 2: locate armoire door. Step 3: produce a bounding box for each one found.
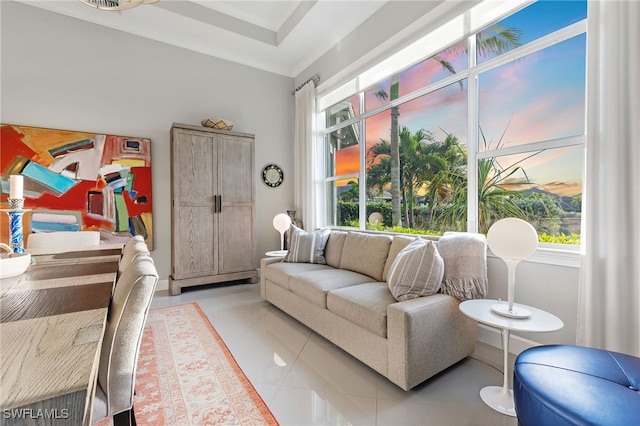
[217,134,255,274]
[171,130,218,279]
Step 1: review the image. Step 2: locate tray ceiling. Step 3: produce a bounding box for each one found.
[16,0,389,77]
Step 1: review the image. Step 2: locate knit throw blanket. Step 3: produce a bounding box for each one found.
[438,231,488,301]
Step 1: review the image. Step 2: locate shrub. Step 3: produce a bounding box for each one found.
[538,232,580,245]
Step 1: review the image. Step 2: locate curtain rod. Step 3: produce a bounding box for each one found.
[292,74,320,95]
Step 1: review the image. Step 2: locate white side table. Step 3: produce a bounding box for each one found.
[459,299,563,417]
[265,250,287,257]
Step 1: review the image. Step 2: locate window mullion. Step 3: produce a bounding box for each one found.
[326,173,359,183]
[317,110,328,227]
[477,135,585,159]
[467,33,479,234]
[358,92,367,229]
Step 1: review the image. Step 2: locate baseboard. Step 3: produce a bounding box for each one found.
[157,278,169,293]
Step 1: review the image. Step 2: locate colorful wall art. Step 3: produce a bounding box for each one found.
[1,124,153,249]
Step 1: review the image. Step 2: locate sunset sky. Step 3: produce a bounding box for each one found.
[334,1,587,197]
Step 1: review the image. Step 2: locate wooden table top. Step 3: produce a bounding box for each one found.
[0,245,121,425]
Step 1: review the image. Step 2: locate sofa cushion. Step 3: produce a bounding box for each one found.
[340,232,392,281]
[289,269,373,308]
[284,225,331,264]
[382,235,415,282]
[387,239,444,301]
[324,231,347,268]
[262,262,334,290]
[327,282,397,338]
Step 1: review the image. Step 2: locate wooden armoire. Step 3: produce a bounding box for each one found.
[169,123,257,295]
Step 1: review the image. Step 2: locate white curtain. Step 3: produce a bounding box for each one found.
[577,0,640,355]
[293,81,317,231]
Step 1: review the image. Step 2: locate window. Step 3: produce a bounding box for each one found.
[319,0,587,246]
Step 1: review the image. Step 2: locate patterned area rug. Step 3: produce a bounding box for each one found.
[93,302,278,425]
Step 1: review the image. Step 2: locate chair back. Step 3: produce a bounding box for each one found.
[96,255,158,417]
[119,236,150,277]
[27,231,100,249]
[122,235,145,253]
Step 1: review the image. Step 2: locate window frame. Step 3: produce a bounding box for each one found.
[317,1,586,266]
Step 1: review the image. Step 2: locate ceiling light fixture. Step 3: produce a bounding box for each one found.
[79,0,158,11]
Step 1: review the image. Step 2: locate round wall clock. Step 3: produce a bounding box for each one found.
[262,164,284,187]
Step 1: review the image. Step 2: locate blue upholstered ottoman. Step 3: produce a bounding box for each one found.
[513,345,640,426]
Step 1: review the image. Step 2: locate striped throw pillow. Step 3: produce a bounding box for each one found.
[387,238,444,301]
[283,226,330,264]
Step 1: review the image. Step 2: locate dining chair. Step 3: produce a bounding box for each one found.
[118,235,150,277]
[27,230,100,249]
[91,255,158,426]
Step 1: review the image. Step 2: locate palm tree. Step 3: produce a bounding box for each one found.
[370,24,523,229]
[435,127,537,233]
[366,128,412,224]
[476,25,523,58]
[339,180,359,202]
[367,125,537,234]
[421,131,467,229]
[366,139,391,197]
[477,156,533,232]
[372,76,402,226]
[398,127,428,228]
[367,127,464,228]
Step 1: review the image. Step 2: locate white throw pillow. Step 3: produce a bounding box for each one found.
[387,238,444,301]
[283,225,330,264]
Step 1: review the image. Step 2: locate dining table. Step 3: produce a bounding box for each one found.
[0,244,122,426]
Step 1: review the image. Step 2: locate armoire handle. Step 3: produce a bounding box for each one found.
[212,195,222,213]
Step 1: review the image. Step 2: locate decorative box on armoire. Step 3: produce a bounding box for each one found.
[169,123,257,295]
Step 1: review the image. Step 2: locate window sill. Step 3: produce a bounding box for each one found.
[488,245,581,269]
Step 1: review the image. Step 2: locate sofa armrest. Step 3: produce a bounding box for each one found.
[261,257,283,268]
[260,257,283,298]
[387,294,477,390]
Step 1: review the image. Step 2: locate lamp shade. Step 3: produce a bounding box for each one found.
[486,217,538,318]
[487,218,538,260]
[273,213,292,233]
[273,213,292,251]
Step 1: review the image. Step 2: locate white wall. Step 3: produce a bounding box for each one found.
[0,1,295,283]
[485,256,580,351]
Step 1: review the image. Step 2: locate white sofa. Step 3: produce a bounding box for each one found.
[260,230,479,391]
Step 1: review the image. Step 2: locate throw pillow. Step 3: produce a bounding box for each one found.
[387,238,444,301]
[283,225,330,264]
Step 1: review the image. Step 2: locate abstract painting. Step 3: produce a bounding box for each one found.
[1,124,153,249]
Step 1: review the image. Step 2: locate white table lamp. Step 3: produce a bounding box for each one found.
[487,217,538,319]
[273,213,292,251]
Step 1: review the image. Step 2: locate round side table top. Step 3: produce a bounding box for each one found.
[459,299,563,333]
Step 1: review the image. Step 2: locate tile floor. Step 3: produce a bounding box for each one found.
[151,283,519,426]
